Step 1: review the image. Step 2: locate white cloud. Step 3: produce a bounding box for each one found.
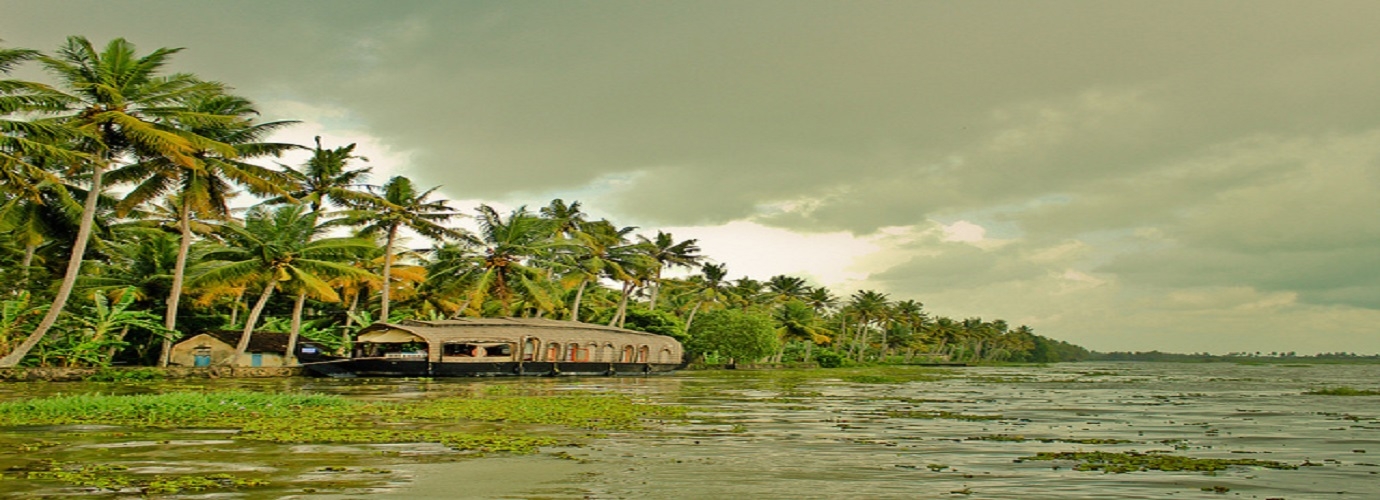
[658,220,882,287]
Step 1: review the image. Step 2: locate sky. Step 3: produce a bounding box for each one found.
[3,1,1378,354]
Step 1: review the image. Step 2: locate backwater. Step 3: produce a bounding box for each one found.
[1,362,1377,499]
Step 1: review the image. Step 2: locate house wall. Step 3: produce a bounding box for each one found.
[169,334,287,367]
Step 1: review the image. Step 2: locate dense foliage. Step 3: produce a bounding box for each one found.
[0,36,1086,368]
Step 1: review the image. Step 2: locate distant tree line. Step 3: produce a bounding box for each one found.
[1090,351,1379,362]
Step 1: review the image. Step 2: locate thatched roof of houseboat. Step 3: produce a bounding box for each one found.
[356,318,680,346]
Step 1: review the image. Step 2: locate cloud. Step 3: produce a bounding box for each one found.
[6,1,1380,353]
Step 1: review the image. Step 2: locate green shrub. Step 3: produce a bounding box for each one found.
[688,309,777,364]
[814,349,844,368]
[85,367,165,382]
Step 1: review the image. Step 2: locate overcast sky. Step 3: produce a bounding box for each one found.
[4,1,1378,354]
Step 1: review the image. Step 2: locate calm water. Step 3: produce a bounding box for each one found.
[2,362,1378,499]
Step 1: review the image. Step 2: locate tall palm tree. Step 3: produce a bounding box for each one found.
[429,205,568,317]
[335,176,460,320]
[889,299,928,360]
[1,43,85,203]
[766,275,811,304]
[268,136,374,212]
[192,204,374,362]
[108,92,296,366]
[846,289,890,362]
[562,219,640,322]
[804,286,838,315]
[728,277,768,311]
[539,198,588,239]
[2,37,232,367]
[590,223,657,327]
[0,182,83,288]
[1,44,87,293]
[682,263,731,334]
[773,299,830,362]
[639,231,702,311]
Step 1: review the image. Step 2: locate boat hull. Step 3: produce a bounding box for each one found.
[303,358,681,378]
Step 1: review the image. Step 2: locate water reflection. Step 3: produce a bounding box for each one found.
[1,362,1377,499]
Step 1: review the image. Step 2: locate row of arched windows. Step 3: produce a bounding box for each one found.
[520,339,673,363]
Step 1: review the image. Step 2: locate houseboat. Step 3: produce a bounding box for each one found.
[303,318,685,378]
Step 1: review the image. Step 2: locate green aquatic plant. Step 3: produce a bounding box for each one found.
[0,391,349,427]
[1020,451,1299,473]
[0,390,688,454]
[393,393,688,431]
[1305,387,1380,396]
[9,459,270,494]
[966,434,1134,444]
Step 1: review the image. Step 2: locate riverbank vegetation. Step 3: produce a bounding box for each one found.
[0,36,1086,370]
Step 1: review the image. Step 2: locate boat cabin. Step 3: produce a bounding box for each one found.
[329,318,683,377]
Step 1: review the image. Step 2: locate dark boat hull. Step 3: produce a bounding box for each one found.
[303,358,681,378]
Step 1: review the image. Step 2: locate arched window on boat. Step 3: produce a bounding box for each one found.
[546,342,561,362]
[522,338,540,361]
[659,348,673,363]
[620,345,635,363]
[602,343,615,362]
[566,342,585,362]
[636,345,650,363]
[586,343,599,362]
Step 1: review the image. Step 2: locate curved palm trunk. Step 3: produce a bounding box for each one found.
[343,288,360,327]
[610,281,632,327]
[20,242,36,284]
[684,300,703,334]
[380,227,397,320]
[158,200,194,367]
[229,288,246,328]
[570,279,588,322]
[854,321,869,362]
[648,269,663,311]
[231,281,276,364]
[0,163,104,367]
[285,289,306,365]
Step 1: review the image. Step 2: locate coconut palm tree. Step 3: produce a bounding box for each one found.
[0,43,86,204]
[889,299,929,361]
[1,44,88,293]
[804,287,838,315]
[766,275,811,305]
[107,92,297,365]
[846,289,890,362]
[539,198,588,239]
[0,182,83,289]
[682,263,731,334]
[268,136,375,212]
[429,205,568,316]
[334,176,461,320]
[639,231,702,311]
[592,223,657,327]
[728,277,768,311]
[560,220,641,322]
[192,204,375,363]
[1,36,233,367]
[773,299,831,362]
